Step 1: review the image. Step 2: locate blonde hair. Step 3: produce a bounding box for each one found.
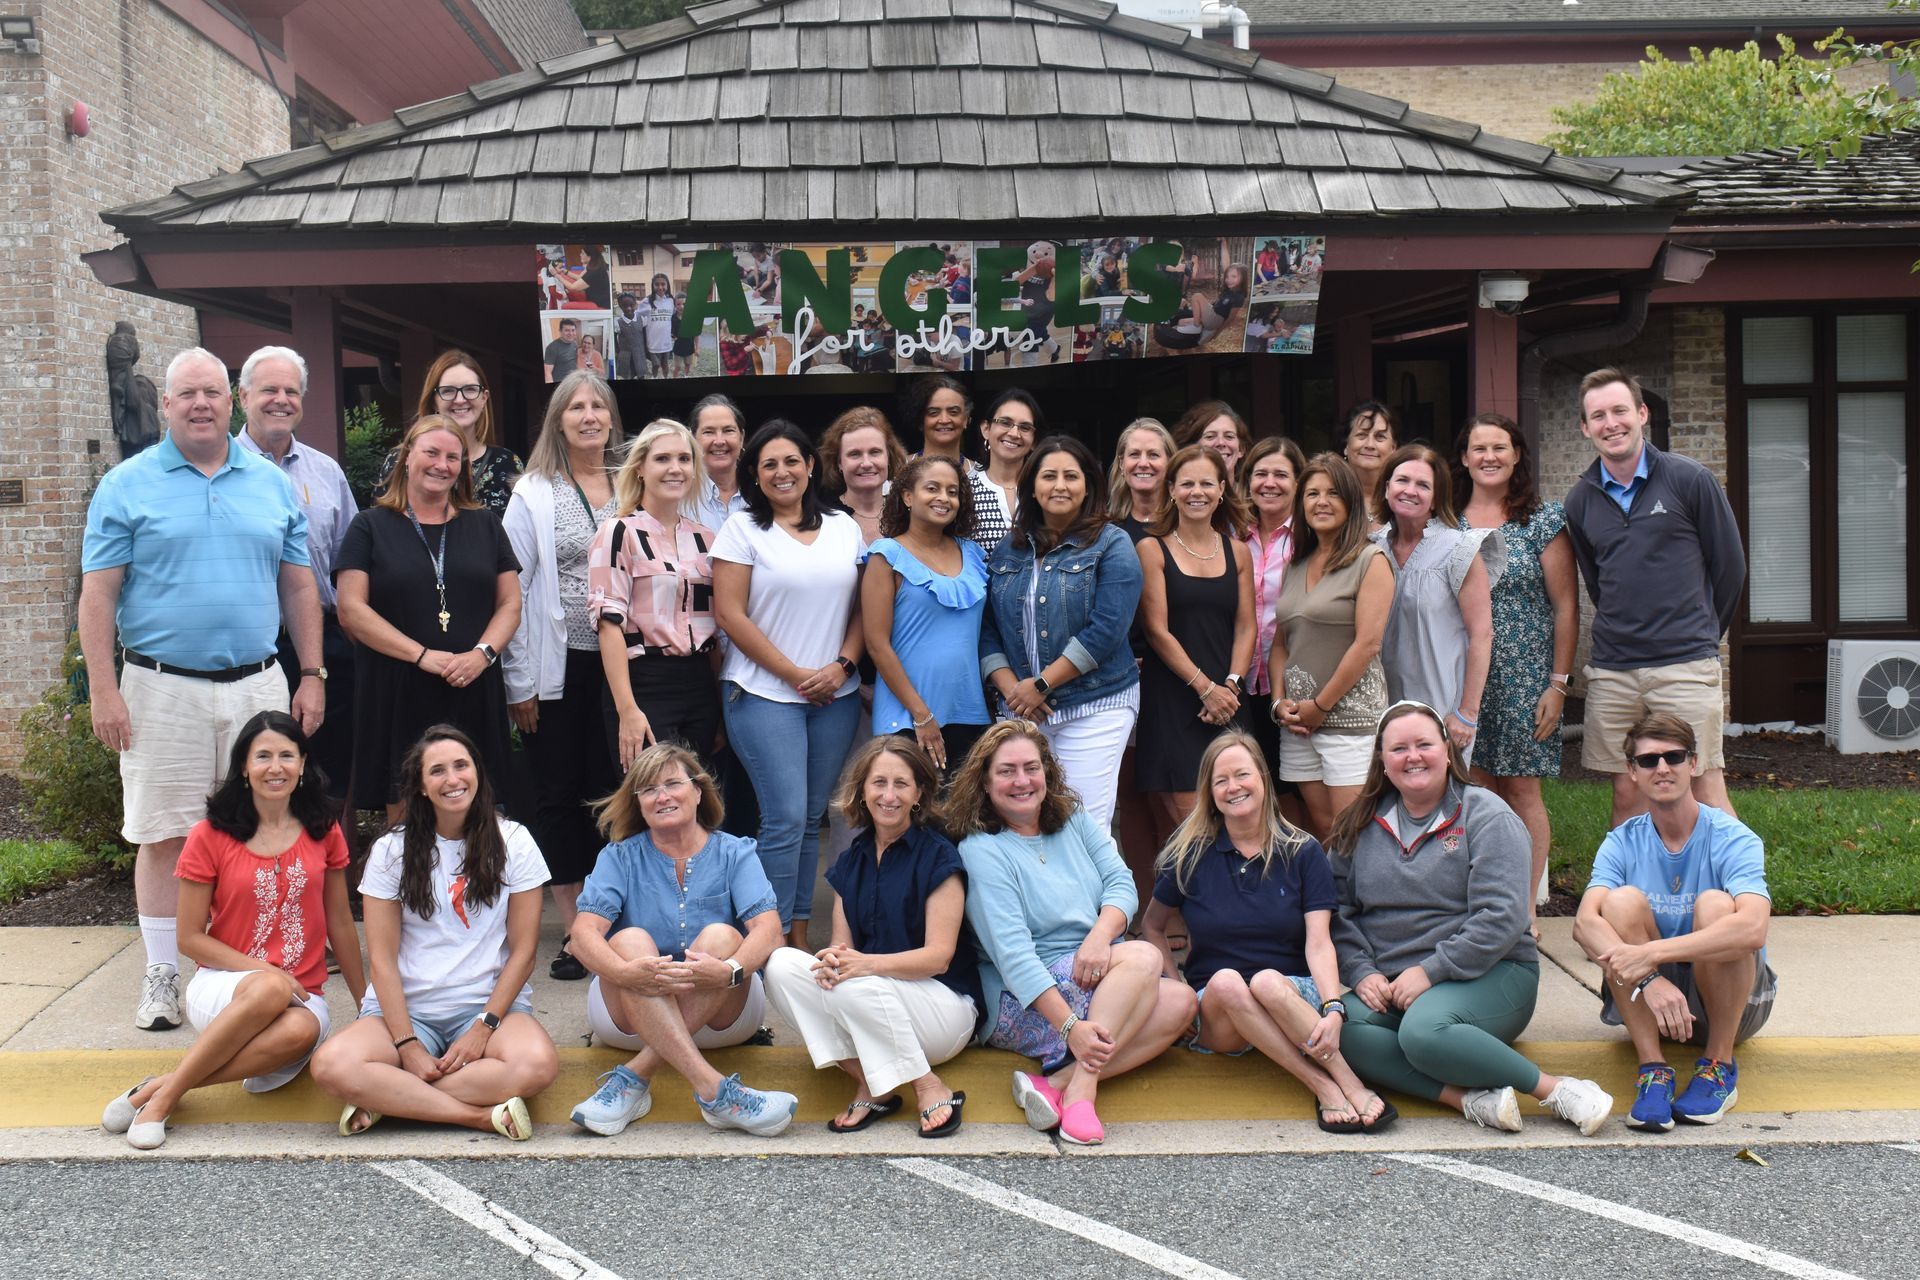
[374,416,478,513]
[1105,418,1175,519]
[1157,730,1307,892]
[593,742,724,842]
[613,418,696,516]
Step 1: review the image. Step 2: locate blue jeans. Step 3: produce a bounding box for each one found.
[722,684,862,928]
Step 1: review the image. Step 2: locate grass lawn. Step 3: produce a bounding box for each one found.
[0,839,97,906]
[1545,780,1920,914]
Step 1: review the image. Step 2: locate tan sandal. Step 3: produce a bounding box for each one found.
[338,1104,382,1137]
[491,1096,532,1141]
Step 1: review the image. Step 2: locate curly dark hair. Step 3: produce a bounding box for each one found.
[390,725,507,921]
[205,710,338,842]
[879,454,976,541]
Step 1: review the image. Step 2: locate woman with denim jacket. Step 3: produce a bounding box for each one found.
[980,435,1144,831]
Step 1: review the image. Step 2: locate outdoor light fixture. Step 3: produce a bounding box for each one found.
[0,14,38,53]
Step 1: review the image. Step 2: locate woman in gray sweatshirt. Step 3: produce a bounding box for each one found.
[1325,702,1612,1135]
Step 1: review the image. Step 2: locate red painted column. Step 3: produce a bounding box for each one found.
[1468,305,1520,421]
[291,287,343,459]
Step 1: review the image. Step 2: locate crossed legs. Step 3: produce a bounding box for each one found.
[596,923,751,1103]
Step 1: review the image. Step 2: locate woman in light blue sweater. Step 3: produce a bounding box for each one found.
[950,721,1195,1146]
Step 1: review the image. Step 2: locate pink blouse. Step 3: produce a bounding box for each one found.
[1246,517,1293,695]
[587,510,718,658]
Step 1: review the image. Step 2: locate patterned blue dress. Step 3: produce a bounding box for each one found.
[1465,501,1567,777]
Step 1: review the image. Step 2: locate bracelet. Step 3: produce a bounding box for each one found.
[1186,670,1208,691]
[1453,708,1479,728]
[1058,1012,1080,1039]
[1319,999,1348,1021]
[393,1035,420,1051]
[1309,695,1329,715]
[911,711,936,729]
[1632,973,1658,995]
[1544,683,1567,697]
[413,646,428,667]
[1196,681,1217,701]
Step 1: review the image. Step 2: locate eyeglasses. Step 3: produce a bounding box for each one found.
[434,384,487,402]
[637,776,698,801]
[989,416,1035,435]
[1630,749,1693,769]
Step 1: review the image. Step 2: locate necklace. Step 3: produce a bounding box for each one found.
[1171,529,1221,561]
[407,506,451,632]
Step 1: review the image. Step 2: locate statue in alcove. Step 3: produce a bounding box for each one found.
[105,321,162,459]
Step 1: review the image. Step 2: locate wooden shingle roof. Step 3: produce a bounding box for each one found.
[1668,131,1920,218]
[100,0,1686,235]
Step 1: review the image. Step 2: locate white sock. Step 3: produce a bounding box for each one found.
[138,914,178,970]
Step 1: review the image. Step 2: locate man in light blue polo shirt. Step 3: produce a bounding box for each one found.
[236,344,357,800]
[79,346,326,1031]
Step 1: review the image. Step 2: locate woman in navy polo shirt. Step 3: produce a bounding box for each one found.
[1143,729,1395,1133]
[764,738,981,1138]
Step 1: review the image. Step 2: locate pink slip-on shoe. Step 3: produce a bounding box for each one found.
[1011,1071,1062,1132]
[1058,1099,1105,1146]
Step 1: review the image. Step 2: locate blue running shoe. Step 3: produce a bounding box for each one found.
[698,1072,797,1137]
[1672,1057,1737,1124]
[571,1065,652,1135]
[1626,1062,1676,1132]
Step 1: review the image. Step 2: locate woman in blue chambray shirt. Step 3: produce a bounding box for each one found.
[979,433,1144,831]
[562,743,797,1139]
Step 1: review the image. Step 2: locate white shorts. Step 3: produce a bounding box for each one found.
[184,966,329,1093]
[120,664,288,845]
[1278,728,1374,788]
[586,972,767,1052]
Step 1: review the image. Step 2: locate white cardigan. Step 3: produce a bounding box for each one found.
[501,472,568,705]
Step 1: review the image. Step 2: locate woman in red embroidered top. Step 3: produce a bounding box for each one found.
[100,711,366,1150]
[590,418,721,774]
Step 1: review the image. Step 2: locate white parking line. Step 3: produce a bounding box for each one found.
[1884,1144,1920,1155]
[888,1157,1242,1280]
[371,1159,626,1280]
[1389,1152,1860,1280]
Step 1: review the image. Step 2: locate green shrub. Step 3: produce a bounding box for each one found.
[343,403,399,508]
[18,635,132,867]
[0,839,98,905]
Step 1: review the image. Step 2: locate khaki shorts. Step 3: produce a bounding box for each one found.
[119,664,289,845]
[1581,657,1725,773]
[1278,728,1375,788]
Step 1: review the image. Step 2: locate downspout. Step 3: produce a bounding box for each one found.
[1516,281,1651,481]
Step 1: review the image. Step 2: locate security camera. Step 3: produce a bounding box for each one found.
[1478,273,1530,314]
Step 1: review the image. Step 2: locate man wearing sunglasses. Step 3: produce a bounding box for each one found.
[1572,713,1774,1134]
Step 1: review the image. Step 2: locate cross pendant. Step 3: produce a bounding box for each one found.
[438,609,451,633]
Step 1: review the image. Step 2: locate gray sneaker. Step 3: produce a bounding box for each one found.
[570,1065,652,1136]
[1461,1085,1523,1132]
[134,963,181,1031]
[698,1073,797,1137]
[1542,1077,1613,1136]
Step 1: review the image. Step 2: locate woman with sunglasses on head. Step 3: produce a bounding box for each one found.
[503,371,625,982]
[712,421,867,951]
[564,743,797,1137]
[863,454,990,775]
[1325,702,1611,1136]
[980,435,1143,832]
[764,738,981,1137]
[967,389,1040,554]
[101,711,366,1150]
[1142,729,1392,1133]
[312,726,558,1141]
[375,350,524,515]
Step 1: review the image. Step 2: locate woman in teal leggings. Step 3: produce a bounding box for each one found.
[1323,702,1613,1135]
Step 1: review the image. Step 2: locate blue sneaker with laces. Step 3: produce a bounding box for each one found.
[570,1065,652,1135]
[1626,1062,1676,1132]
[698,1072,797,1137]
[1672,1057,1738,1124]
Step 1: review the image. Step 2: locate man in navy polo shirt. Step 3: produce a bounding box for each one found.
[80,346,325,1031]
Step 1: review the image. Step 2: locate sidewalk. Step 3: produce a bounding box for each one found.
[5,916,1918,1156]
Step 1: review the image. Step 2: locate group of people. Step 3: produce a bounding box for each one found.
[82,344,1771,1147]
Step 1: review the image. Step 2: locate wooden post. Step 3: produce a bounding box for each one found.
[290,288,343,459]
[1468,305,1520,420]
[1336,314,1372,416]
[399,326,437,430]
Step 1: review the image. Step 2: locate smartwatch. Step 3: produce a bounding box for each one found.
[725,957,745,988]
[834,655,857,676]
[475,642,499,665]
[1031,674,1052,696]
[1223,673,1243,693]
[476,1010,501,1031]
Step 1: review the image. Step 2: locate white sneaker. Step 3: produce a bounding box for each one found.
[134,963,181,1031]
[1461,1085,1523,1132]
[1542,1077,1614,1136]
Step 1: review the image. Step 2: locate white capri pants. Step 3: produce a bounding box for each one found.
[185,967,329,1094]
[762,946,976,1097]
[586,973,766,1052]
[1033,697,1137,833]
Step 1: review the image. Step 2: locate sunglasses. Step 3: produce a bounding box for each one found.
[1630,748,1693,769]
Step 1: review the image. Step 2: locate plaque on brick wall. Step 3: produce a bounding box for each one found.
[0,480,22,506]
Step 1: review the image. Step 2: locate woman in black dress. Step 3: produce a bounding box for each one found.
[337,416,522,822]
[1135,445,1254,846]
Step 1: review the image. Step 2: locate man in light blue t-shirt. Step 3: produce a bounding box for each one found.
[1573,712,1775,1134]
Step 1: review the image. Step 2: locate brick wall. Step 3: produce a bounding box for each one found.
[0,0,287,764]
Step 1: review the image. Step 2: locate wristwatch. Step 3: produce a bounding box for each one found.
[476,1010,501,1031]
[724,957,744,988]
[834,655,857,676]
[300,667,328,681]
[1031,674,1052,696]
[1223,673,1243,693]
[475,642,499,665]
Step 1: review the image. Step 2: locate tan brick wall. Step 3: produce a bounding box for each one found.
[0,0,287,764]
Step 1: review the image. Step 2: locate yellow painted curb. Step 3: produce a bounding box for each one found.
[6,1037,1915,1131]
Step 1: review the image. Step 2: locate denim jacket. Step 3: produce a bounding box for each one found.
[980,522,1143,712]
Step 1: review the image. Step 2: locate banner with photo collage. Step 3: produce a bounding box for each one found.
[534,235,1324,382]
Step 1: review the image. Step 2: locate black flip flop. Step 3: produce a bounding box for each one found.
[1358,1093,1400,1133]
[919,1092,966,1139]
[826,1094,903,1134]
[1317,1102,1366,1134]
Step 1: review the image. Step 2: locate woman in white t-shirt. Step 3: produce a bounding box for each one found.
[712,420,867,952]
[312,726,560,1141]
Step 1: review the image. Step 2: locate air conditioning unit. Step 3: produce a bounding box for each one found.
[1825,640,1920,754]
